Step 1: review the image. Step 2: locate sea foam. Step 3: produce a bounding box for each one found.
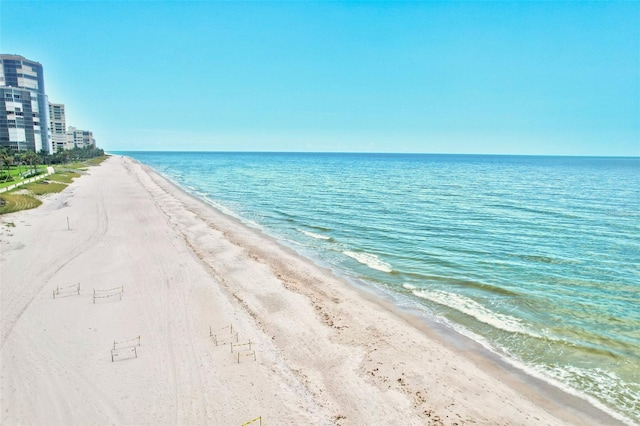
[413,289,537,337]
[297,229,331,240]
[343,251,392,273]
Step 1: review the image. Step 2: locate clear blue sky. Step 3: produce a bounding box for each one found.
[2,1,639,155]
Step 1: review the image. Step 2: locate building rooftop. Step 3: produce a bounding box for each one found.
[0,54,43,66]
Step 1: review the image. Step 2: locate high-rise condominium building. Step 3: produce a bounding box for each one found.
[0,54,52,153]
[67,126,96,149]
[49,102,70,152]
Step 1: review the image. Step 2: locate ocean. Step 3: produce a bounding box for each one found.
[116,151,639,424]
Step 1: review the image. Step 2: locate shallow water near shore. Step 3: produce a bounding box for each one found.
[117,151,640,424]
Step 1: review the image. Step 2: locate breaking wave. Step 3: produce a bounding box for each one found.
[343,251,392,273]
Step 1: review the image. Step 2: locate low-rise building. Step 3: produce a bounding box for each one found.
[67,126,96,149]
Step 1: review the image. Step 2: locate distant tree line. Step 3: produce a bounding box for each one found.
[39,146,106,165]
[0,146,105,182]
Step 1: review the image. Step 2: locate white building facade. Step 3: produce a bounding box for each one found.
[49,102,73,152]
[67,126,96,149]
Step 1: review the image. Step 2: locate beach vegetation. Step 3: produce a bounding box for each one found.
[85,155,109,166]
[61,162,89,171]
[49,171,80,184]
[0,148,49,187]
[0,179,69,215]
[43,146,106,165]
[0,147,106,215]
[22,181,68,196]
[0,193,42,214]
[0,167,49,189]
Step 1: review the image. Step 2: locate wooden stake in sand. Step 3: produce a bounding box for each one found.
[240,416,262,426]
[92,286,124,303]
[237,350,256,363]
[111,346,137,362]
[52,283,80,299]
[231,340,252,353]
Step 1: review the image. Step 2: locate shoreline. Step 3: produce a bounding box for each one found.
[146,155,631,426]
[0,155,625,425]
[138,156,626,425]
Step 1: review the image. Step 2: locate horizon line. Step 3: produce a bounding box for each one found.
[106,150,640,159]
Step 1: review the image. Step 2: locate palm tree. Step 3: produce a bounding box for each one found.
[39,149,49,166]
[0,148,13,182]
[24,151,38,174]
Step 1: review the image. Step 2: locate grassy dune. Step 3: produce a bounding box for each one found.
[0,156,106,215]
[0,193,42,214]
[48,171,81,184]
[22,181,69,196]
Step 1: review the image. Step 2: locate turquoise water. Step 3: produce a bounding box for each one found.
[118,152,639,423]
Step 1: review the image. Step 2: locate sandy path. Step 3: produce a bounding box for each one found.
[0,156,621,425]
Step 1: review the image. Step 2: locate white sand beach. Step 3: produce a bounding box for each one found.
[0,156,621,425]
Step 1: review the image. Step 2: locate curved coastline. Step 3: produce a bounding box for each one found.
[137,156,628,425]
[0,154,628,425]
